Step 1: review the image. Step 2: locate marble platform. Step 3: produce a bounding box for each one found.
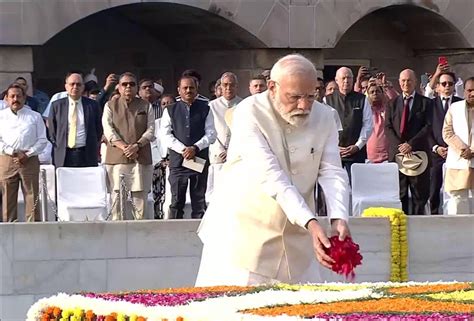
[1,216,473,320]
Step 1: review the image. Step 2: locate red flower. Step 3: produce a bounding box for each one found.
[324,236,363,280]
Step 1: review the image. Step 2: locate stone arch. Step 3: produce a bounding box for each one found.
[316,0,473,48]
[30,1,275,97]
[0,0,273,47]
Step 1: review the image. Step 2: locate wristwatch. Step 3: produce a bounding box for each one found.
[136,141,143,148]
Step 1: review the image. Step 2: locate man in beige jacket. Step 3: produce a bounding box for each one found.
[102,72,155,220]
[442,77,474,214]
[196,54,350,286]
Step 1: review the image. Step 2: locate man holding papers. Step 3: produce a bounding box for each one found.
[160,75,216,219]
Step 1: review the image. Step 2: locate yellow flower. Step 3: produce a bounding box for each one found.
[426,289,474,301]
[363,207,408,282]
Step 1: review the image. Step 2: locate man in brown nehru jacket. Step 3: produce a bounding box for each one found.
[102,72,155,220]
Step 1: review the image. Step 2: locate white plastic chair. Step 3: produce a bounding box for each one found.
[56,166,108,221]
[351,163,402,216]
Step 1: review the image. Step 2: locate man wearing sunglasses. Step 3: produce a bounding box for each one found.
[428,72,462,214]
[102,72,155,220]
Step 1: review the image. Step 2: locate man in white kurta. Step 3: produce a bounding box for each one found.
[196,54,351,286]
[442,77,474,214]
[207,72,242,198]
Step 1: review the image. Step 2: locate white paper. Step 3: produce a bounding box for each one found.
[182,156,206,173]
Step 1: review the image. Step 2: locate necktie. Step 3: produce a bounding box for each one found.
[68,101,77,148]
[399,96,412,138]
[443,97,450,112]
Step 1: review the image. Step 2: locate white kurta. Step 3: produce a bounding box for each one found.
[196,91,350,286]
[207,96,242,198]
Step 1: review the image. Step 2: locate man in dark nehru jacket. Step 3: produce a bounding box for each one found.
[325,66,373,180]
[160,75,216,219]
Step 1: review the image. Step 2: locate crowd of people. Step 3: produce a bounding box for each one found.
[0,56,473,222]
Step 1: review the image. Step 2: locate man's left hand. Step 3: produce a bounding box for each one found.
[182,146,196,160]
[398,143,412,155]
[13,151,28,165]
[340,145,359,158]
[460,148,472,160]
[331,219,351,241]
[124,144,139,158]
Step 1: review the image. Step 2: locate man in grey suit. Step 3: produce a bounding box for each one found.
[48,73,102,167]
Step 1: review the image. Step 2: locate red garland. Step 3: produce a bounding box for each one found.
[324,236,363,280]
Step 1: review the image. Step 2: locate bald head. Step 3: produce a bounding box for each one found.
[399,69,417,95]
[270,54,317,83]
[335,67,354,95]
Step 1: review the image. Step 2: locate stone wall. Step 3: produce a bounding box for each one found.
[0,47,33,96]
[322,7,474,86]
[1,216,473,320]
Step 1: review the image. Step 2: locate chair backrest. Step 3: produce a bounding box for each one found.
[56,166,107,206]
[351,163,400,200]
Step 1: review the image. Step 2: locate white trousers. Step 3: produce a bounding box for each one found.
[446,189,474,215]
[195,242,322,286]
[206,163,224,201]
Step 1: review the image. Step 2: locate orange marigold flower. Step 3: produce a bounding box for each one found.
[86,310,95,319]
[176,317,184,321]
[53,307,61,317]
[389,283,470,294]
[136,317,146,321]
[105,316,115,321]
[242,298,474,316]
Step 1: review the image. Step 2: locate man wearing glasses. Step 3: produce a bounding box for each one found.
[48,73,103,168]
[138,79,162,120]
[196,54,350,286]
[428,71,462,214]
[102,72,155,220]
[325,67,373,181]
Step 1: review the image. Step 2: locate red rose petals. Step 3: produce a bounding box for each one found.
[324,236,363,280]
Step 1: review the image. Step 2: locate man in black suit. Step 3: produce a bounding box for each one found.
[48,73,102,167]
[428,71,462,214]
[385,69,433,215]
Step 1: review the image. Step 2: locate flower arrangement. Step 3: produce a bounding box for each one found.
[28,282,473,321]
[324,236,363,280]
[362,207,408,282]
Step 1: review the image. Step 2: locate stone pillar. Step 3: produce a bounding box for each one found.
[0,46,34,95]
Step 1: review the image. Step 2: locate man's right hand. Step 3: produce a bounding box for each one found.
[436,146,448,159]
[434,63,450,78]
[104,74,118,91]
[357,66,369,81]
[307,219,335,269]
